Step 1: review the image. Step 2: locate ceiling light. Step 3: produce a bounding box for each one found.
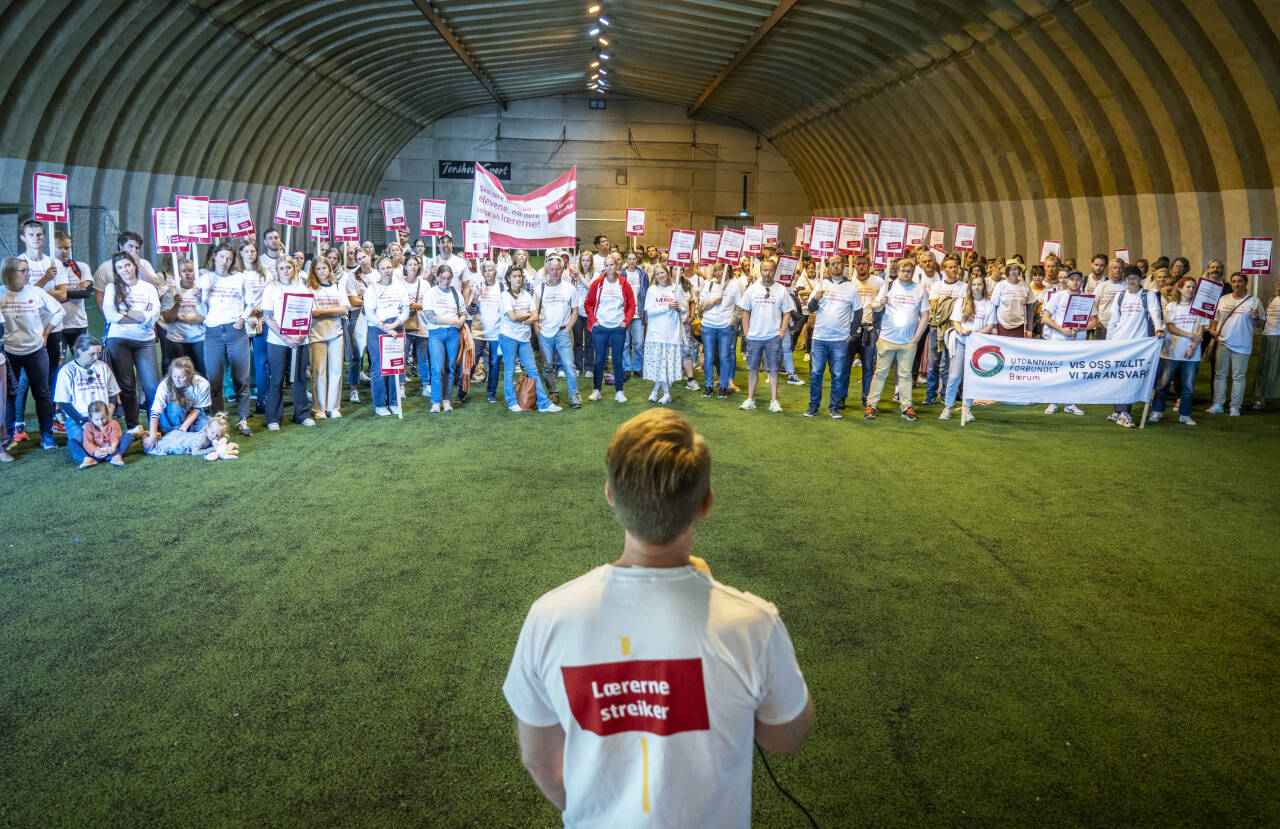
[589,27,600,35]
[598,68,607,75]
[597,37,609,46]
[598,16,610,25]
[588,4,600,12]
[599,52,609,59]
[591,74,599,80]
[590,61,599,68]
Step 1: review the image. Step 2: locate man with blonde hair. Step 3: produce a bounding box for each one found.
[504,409,813,827]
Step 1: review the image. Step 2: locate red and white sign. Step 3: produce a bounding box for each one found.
[382,198,407,231]
[809,217,839,255]
[775,255,799,287]
[209,200,229,236]
[1241,237,1273,274]
[175,195,210,244]
[716,228,746,264]
[152,208,182,255]
[954,223,977,251]
[470,164,577,249]
[793,226,805,251]
[862,212,881,236]
[743,226,764,256]
[561,659,709,738]
[227,200,255,238]
[32,173,69,222]
[928,228,945,249]
[801,223,811,249]
[905,222,929,247]
[463,219,490,258]
[274,186,306,226]
[837,218,864,255]
[379,334,405,375]
[1040,239,1063,264]
[699,231,721,266]
[761,222,779,246]
[309,198,330,232]
[930,247,946,266]
[625,209,645,237]
[667,230,696,266]
[877,218,907,255]
[1190,278,1225,319]
[1063,293,1096,328]
[279,293,315,337]
[419,199,446,236]
[1114,248,1130,264]
[333,206,360,242]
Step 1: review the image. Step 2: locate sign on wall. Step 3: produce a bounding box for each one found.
[439,161,512,180]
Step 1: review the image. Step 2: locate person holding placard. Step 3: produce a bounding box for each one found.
[160,258,205,378]
[432,231,468,285]
[1207,272,1266,417]
[620,250,649,380]
[1150,276,1203,425]
[535,257,582,409]
[1092,258,1127,338]
[499,268,560,413]
[1040,270,1094,416]
[2,257,66,449]
[1252,289,1280,410]
[201,242,254,436]
[473,260,507,403]
[52,231,93,358]
[403,254,432,399]
[697,263,740,399]
[363,256,411,416]
[584,258,636,403]
[422,263,470,413]
[307,256,350,419]
[101,253,162,434]
[14,220,68,436]
[232,240,272,416]
[260,228,283,274]
[805,257,860,418]
[850,254,885,408]
[939,273,996,423]
[865,258,930,421]
[641,263,687,404]
[1106,266,1165,428]
[737,260,795,413]
[924,255,967,405]
[343,250,376,402]
[260,257,314,430]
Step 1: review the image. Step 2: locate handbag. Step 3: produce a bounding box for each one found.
[516,375,537,411]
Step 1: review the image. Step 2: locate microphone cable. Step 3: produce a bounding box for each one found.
[755,741,820,828]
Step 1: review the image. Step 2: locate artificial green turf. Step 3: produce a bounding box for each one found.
[2,360,1278,827]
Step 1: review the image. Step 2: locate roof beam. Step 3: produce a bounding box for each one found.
[688,0,800,116]
[410,0,508,110]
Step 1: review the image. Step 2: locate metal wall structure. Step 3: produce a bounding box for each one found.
[2,0,1277,272]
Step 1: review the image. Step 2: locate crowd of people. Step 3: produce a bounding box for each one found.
[2,219,1277,464]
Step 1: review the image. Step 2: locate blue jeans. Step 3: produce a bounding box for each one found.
[925,327,949,403]
[427,326,461,405]
[538,329,579,398]
[251,331,269,410]
[943,339,971,408]
[809,339,850,412]
[622,318,645,372]
[501,335,552,409]
[106,337,159,429]
[265,342,312,424]
[781,328,797,375]
[701,325,734,388]
[344,311,364,388]
[478,339,503,399]
[155,401,209,434]
[367,327,403,408]
[1153,358,1198,416]
[203,323,251,421]
[66,417,133,463]
[407,333,430,392]
[592,325,626,391]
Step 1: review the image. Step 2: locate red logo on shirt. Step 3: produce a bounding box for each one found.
[561,659,709,737]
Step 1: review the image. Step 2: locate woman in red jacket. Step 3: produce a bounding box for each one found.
[583,258,636,403]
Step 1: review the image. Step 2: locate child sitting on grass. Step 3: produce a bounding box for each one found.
[79,401,130,468]
[146,411,239,460]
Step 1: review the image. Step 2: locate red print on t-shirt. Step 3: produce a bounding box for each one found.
[561,659,709,737]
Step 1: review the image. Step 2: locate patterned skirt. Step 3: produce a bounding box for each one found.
[643,342,683,383]
[1256,335,1280,397]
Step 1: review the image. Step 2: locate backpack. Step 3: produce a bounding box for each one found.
[786,288,806,338]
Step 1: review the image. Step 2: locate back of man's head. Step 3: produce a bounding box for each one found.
[605,410,710,545]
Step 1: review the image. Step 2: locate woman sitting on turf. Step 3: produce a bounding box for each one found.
[52,334,123,466]
[142,357,211,453]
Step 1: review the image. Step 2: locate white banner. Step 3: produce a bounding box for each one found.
[471,164,576,249]
[961,334,1162,404]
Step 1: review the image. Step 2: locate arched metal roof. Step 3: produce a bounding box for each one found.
[3,0,1276,264]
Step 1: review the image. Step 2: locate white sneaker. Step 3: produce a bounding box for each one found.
[267,422,280,431]
[313,410,327,420]
[649,389,660,402]
[939,407,952,420]
[588,389,601,402]
[328,409,342,419]
[961,407,975,424]
[421,385,431,397]
[539,403,562,413]
[430,403,441,413]
[1229,406,1241,417]
[1252,399,1265,410]
[614,391,627,403]
[349,390,360,403]
[739,399,756,410]
[300,418,316,427]
[389,405,401,415]
[1180,415,1197,426]
[685,380,699,391]
[786,374,804,385]
[359,372,370,383]
[1044,404,1058,414]
[1205,403,1224,414]
[557,370,566,378]
[769,399,782,413]
[1149,411,1162,422]
[1107,412,1120,422]
[1064,405,1085,416]
[658,393,671,404]
[375,407,391,416]
[126,425,143,435]
[509,404,523,412]
[442,400,453,412]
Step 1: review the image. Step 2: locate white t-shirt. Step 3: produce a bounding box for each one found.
[166,286,206,343]
[875,280,929,344]
[54,359,120,417]
[853,275,885,324]
[929,278,967,305]
[810,279,862,342]
[503,564,809,829]
[698,279,740,330]
[592,252,612,274]
[433,254,468,283]
[499,290,536,342]
[21,253,67,332]
[793,273,815,316]
[342,270,374,327]
[309,283,349,343]
[949,297,994,338]
[1107,289,1162,341]
[621,267,647,299]
[644,283,686,345]
[57,258,93,330]
[1213,294,1265,354]
[149,375,212,420]
[102,281,161,341]
[1263,297,1280,337]
[1163,301,1202,360]
[1042,291,1087,342]
[474,281,505,341]
[198,271,252,328]
[593,278,627,329]
[537,280,579,336]
[738,282,795,341]
[423,284,463,331]
[1093,279,1127,325]
[363,281,409,327]
[0,284,65,355]
[990,280,1033,329]
[261,281,313,347]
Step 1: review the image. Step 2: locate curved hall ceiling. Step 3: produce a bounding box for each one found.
[2,0,1275,268]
